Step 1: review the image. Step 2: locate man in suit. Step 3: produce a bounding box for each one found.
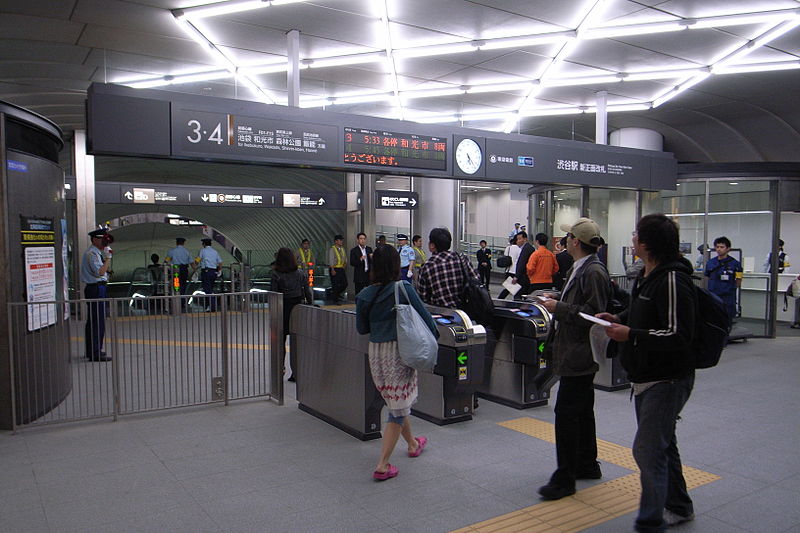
[512,231,535,299]
[476,239,492,288]
[349,232,373,296]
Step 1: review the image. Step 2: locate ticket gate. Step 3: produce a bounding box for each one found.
[476,299,557,409]
[412,306,487,425]
[291,303,487,439]
[291,305,384,440]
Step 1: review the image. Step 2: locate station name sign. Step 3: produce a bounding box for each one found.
[86,84,676,190]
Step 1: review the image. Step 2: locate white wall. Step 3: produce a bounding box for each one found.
[464,190,528,241]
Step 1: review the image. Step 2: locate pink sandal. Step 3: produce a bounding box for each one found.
[408,436,427,458]
[373,464,398,481]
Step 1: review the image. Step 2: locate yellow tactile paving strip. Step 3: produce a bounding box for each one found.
[452,417,720,533]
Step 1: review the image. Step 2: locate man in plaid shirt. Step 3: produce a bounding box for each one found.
[417,228,479,308]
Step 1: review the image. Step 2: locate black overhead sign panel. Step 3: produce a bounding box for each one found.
[95,182,345,210]
[86,84,677,190]
[376,190,419,209]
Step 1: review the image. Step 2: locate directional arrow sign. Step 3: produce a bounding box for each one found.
[318,197,325,205]
[409,198,417,206]
[376,190,420,209]
[457,351,468,365]
[124,191,133,200]
[201,194,209,202]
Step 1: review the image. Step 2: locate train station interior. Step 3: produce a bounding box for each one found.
[1,1,799,532]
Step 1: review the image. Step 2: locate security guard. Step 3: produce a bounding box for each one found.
[166,237,193,308]
[327,234,348,304]
[196,238,222,311]
[397,234,415,280]
[81,228,112,361]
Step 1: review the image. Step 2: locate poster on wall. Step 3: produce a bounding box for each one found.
[25,247,57,332]
[61,219,69,320]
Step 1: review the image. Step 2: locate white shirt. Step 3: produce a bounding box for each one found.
[562,254,591,297]
[360,245,368,271]
[504,244,522,273]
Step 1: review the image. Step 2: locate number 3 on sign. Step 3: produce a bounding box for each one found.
[187,120,223,145]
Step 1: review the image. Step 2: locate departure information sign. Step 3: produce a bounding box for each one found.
[343,127,447,170]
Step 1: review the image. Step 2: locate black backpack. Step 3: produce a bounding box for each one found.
[458,254,495,325]
[693,285,731,369]
[496,255,512,268]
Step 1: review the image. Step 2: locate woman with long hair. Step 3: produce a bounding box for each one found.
[355,244,438,480]
[270,247,313,382]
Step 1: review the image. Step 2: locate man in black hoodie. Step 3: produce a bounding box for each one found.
[600,214,697,533]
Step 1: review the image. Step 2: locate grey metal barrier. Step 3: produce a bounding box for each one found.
[6,291,284,430]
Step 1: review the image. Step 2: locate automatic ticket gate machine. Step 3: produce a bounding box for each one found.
[412,306,487,425]
[476,299,558,409]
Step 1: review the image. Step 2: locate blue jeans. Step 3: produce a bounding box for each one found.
[633,374,695,533]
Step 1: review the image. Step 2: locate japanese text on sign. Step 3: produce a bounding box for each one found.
[343,127,447,170]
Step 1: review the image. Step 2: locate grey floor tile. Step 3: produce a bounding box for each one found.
[179,460,301,503]
[0,504,50,533]
[61,501,222,533]
[226,501,384,533]
[31,445,159,484]
[705,484,800,532]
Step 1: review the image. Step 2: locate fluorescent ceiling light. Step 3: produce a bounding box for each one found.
[502,115,519,134]
[519,107,584,117]
[400,87,466,100]
[652,73,710,108]
[624,68,706,81]
[393,41,479,59]
[583,20,685,40]
[687,8,800,29]
[303,52,385,69]
[175,0,311,20]
[466,81,534,94]
[333,93,393,105]
[542,74,622,87]
[478,31,576,50]
[713,60,800,74]
[715,19,800,67]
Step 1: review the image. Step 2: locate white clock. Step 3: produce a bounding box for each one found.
[455,138,482,175]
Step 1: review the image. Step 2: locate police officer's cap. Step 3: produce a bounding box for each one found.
[396,233,408,240]
[201,238,212,245]
[88,228,107,239]
[176,237,186,244]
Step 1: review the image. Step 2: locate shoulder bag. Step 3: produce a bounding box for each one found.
[394,281,438,372]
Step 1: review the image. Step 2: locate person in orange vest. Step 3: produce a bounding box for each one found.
[527,232,559,292]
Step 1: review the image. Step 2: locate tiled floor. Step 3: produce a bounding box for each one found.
[1,335,798,533]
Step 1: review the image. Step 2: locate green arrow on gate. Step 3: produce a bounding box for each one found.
[457,351,468,365]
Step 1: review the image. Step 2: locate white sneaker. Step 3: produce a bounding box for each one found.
[664,509,694,527]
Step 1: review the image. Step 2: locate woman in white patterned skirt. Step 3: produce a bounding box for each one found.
[356,244,439,480]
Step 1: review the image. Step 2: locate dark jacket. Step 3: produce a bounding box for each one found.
[554,250,573,290]
[550,255,610,377]
[476,248,492,270]
[515,242,535,284]
[356,281,438,343]
[619,258,696,383]
[349,245,373,284]
[270,269,312,303]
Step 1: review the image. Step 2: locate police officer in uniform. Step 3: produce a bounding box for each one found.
[81,228,112,361]
[196,238,222,311]
[166,237,193,309]
[397,234,415,281]
[704,236,742,322]
[328,234,348,304]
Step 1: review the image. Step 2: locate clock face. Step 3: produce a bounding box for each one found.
[455,138,482,175]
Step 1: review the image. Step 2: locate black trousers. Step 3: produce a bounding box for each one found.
[201,269,218,311]
[478,266,491,287]
[283,296,302,378]
[177,264,189,295]
[552,373,598,488]
[84,283,107,358]
[354,279,369,296]
[330,268,347,302]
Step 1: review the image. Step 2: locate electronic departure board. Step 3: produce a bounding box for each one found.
[343,127,447,170]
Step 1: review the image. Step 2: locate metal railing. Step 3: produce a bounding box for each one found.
[6,291,284,430]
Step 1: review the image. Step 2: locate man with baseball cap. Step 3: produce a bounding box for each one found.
[81,228,113,361]
[537,217,610,500]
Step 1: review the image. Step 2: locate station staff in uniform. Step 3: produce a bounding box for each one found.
[704,236,743,321]
[412,235,426,284]
[328,234,348,304]
[476,239,492,288]
[349,232,373,296]
[81,228,112,362]
[397,234,415,281]
[165,237,193,306]
[196,238,222,311]
[296,239,315,276]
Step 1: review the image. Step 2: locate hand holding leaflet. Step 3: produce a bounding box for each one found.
[501,277,521,296]
[579,312,612,327]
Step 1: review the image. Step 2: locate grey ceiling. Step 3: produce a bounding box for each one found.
[2,0,800,163]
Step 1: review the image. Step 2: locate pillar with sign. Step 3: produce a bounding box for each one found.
[0,101,68,429]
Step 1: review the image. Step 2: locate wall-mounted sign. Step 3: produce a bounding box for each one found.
[24,246,57,331]
[20,216,55,245]
[343,127,447,171]
[376,191,419,209]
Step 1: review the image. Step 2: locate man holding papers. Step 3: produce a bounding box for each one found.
[536,218,610,501]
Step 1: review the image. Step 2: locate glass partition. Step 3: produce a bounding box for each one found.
[587,189,637,276]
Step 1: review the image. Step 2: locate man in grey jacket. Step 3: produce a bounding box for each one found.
[538,218,610,500]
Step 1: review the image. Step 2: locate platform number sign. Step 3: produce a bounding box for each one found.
[186,119,224,145]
